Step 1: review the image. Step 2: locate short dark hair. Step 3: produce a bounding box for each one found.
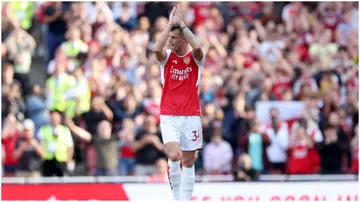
[171,24,182,32]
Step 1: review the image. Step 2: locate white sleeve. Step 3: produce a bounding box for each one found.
[313,128,323,143]
[158,49,171,67]
[276,127,289,150]
[64,79,87,100]
[65,128,74,148]
[292,79,302,96]
[192,50,205,68]
[158,49,171,85]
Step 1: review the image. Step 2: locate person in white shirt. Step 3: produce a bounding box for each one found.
[263,107,289,174]
[203,128,233,174]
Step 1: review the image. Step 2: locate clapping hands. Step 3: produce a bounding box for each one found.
[169,4,184,26]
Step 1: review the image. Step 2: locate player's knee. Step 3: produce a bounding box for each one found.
[182,158,196,168]
[167,152,181,162]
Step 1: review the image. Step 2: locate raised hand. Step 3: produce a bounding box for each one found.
[168,7,176,25]
[173,4,184,25]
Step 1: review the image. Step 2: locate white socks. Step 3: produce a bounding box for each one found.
[181,166,195,201]
[168,160,182,200]
[168,160,195,201]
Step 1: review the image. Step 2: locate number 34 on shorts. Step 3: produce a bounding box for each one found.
[191,130,200,141]
[160,115,203,151]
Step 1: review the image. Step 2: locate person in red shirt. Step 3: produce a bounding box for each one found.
[154,4,205,201]
[288,125,315,174]
[351,124,358,174]
[118,118,136,176]
[1,114,21,176]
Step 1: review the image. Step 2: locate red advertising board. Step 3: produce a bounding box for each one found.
[2,183,129,200]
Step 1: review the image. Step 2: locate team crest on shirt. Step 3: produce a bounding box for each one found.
[184,56,190,65]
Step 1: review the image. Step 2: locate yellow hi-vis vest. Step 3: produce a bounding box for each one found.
[65,78,91,118]
[61,41,87,58]
[41,125,69,162]
[61,41,88,67]
[46,74,76,112]
[10,2,35,30]
[77,79,91,114]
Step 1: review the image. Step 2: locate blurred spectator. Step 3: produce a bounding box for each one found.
[118,118,136,176]
[319,124,346,174]
[233,153,260,182]
[63,117,91,176]
[263,108,289,174]
[3,83,26,122]
[13,119,44,177]
[240,119,270,173]
[43,2,67,64]
[326,111,349,151]
[46,61,76,114]
[2,63,22,118]
[309,29,338,66]
[229,104,256,152]
[133,115,165,176]
[9,2,35,32]
[292,70,319,100]
[82,96,114,136]
[1,114,22,176]
[204,128,233,174]
[288,124,316,174]
[60,27,88,69]
[290,116,323,173]
[4,28,36,95]
[350,124,358,174]
[148,158,168,183]
[93,120,118,176]
[38,110,74,177]
[47,48,71,75]
[114,2,138,31]
[26,85,50,134]
[144,2,171,25]
[64,67,91,118]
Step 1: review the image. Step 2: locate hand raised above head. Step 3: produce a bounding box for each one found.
[173,4,184,25]
[168,7,176,25]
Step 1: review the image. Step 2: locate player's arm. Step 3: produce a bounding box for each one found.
[154,7,176,62]
[177,5,204,62]
[179,21,204,61]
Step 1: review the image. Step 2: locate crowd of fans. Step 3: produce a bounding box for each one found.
[1,2,358,180]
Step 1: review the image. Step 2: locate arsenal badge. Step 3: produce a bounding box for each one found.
[183,56,190,65]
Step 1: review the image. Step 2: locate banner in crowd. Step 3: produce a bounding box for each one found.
[2,182,358,201]
[255,101,305,129]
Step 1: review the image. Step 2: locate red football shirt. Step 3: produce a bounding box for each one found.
[158,49,204,116]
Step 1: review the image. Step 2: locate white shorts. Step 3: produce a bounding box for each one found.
[160,115,203,151]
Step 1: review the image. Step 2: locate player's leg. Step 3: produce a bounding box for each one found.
[165,143,182,201]
[180,150,197,201]
[180,116,203,201]
[160,115,182,200]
